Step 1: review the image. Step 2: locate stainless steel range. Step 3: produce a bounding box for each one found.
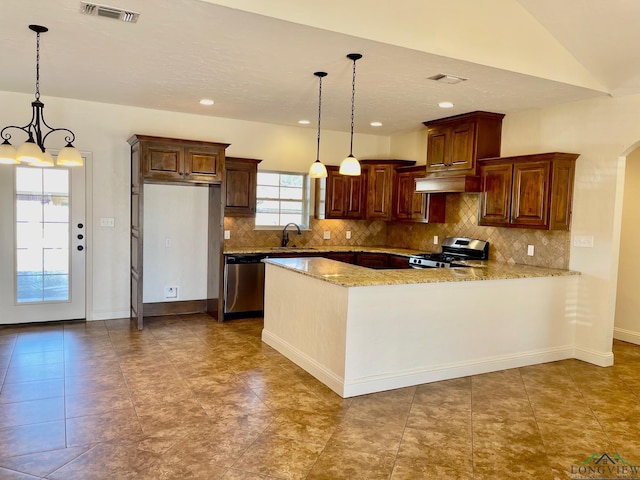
[409,237,489,268]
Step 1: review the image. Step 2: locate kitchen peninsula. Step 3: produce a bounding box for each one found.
[262,257,579,398]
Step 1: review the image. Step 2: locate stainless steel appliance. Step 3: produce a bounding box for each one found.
[409,237,489,268]
[223,254,266,318]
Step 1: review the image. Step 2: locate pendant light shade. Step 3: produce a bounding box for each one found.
[16,137,44,164]
[309,71,328,179]
[0,141,19,165]
[339,53,363,176]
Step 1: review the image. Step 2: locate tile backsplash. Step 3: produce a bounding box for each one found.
[224,193,571,269]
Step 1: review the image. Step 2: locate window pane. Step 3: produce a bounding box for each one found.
[17,248,43,275]
[256,185,280,198]
[16,168,43,194]
[280,174,303,188]
[257,172,280,186]
[44,274,69,302]
[43,196,70,222]
[43,169,69,195]
[281,201,303,214]
[281,213,303,225]
[16,197,44,222]
[16,222,42,249]
[257,200,280,213]
[280,187,303,200]
[17,274,43,303]
[44,249,69,275]
[43,223,69,249]
[255,213,280,226]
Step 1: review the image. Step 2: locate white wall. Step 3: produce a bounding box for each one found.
[614,147,640,344]
[0,91,391,321]
[142,184,209,303]
[391,93,640,365]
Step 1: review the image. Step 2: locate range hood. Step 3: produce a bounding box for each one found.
[414,175,481,193]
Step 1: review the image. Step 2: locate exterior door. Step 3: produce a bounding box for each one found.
[0,162,86,324]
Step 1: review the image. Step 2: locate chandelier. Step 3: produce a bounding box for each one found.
[0,25,82,167]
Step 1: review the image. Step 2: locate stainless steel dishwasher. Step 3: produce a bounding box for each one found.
[223,254,267,318]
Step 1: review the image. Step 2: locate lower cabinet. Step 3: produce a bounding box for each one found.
[355,253,389,269]
[478,152,578,230]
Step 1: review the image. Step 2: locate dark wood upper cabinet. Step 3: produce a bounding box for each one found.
[131,134,228,185]
[393,165,446,223]
[360,160,414,220]
[318,166,367,219]
[423,111,504,177]
[478,152,579,230]
[224,157,261,217]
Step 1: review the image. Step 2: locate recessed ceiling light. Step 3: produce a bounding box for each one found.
[370,122,383,127]
[199,99,214,106]
[438,102,454,108]
[298,120,311,125]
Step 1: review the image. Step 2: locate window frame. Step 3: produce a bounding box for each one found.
[254,170,310,230]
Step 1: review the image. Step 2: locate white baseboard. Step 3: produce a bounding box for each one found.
[573,346,615,367]
[262,330,346,396]
[263,328,576,398]
[88,310,131,321]
[613,327,640,346]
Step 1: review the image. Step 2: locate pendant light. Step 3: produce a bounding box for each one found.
[339,53,363,176]
[308,71,328,179]
[0,25,82,167]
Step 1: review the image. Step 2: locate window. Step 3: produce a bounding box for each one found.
[255,171,309,228]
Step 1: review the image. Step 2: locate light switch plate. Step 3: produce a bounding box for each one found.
[323,231,331,240]
[100,217,115,227]
[224,230,231,240]
[527,245,535,256]
[433,235,439,245]
[346,231,351,240]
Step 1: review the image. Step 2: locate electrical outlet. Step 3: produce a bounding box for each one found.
[433,235,439,245]
[164,286,178,299]
[165,237,171,248]
[573,235,594,248]
[527,245,535,256]
[323,231,331,240]
[100,217,115,227]
[224,230,231,240]
[346,231,351,239]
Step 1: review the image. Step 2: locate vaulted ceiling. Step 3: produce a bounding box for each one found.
[1,0,637,135]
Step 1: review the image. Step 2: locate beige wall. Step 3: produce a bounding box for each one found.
[614,147,640,343]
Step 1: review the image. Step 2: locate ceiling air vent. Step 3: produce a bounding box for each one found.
[80,2,140,23]
[428,73,468,85]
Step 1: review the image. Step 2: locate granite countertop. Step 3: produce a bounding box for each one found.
[224,246,426,256]
[263,256,579,287]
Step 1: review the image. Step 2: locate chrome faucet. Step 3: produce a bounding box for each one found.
[281,223,301,247]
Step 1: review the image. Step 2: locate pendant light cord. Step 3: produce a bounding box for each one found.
[349,57,356,156]
[316,74,323,161]
[35,31,41,101]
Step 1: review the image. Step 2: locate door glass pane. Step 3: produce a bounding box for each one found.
[15,166,70,304]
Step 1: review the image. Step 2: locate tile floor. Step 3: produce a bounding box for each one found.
[0,315,639,479]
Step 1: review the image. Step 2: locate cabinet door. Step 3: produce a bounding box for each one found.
[142,142,183,181]
[479,163,513,226]
[549,159,575,230]
[324,252,356,264]
[224,159,258,217]
[184,146,222,184]
[448,121,475,171]
[344,175,366,219]
[511,161,550,228]
[325,170,347,218]
[426,126,448,172]
[393,171,413,220]
[366,164,394,220]
[387,255,409,269]
[356,253,388,269]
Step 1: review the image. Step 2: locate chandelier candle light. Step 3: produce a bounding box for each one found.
[339,53,362,176]
[308,71,328,179]
[0,25,82,167]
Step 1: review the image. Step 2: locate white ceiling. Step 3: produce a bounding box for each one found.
[0,0,638,136]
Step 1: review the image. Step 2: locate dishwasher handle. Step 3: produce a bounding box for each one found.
[225,254,268,264]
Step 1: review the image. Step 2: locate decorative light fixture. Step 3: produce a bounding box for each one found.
[339,53,362,176]
[308,71,328,179]
[0,25,82,167]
